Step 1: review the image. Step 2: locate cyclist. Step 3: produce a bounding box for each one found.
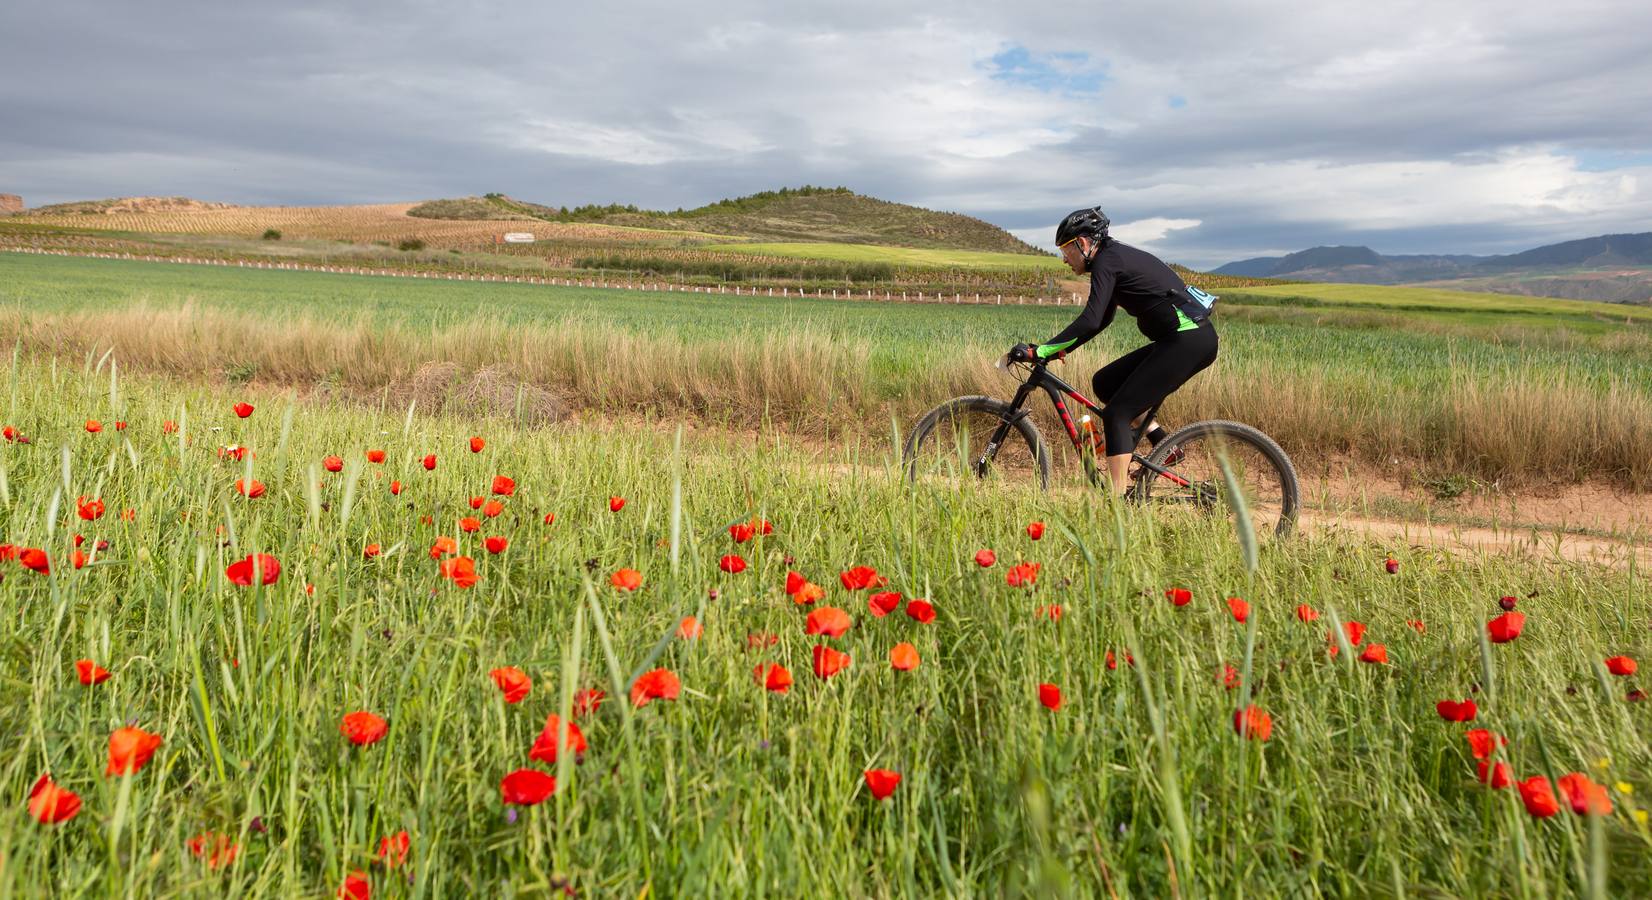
[1010,207,1218,494]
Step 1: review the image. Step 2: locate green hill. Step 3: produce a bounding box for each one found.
[414,186,1048,254]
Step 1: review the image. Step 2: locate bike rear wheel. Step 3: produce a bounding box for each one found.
[1134,420,1300,537]
[905,396,1051,489]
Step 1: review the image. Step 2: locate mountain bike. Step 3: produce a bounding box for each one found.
[904,345,1300,536]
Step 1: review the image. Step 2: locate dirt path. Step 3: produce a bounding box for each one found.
[1298,509,1652,567]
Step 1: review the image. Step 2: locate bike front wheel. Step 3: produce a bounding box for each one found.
[905,396,1051,489]
[1134,420,1300,537]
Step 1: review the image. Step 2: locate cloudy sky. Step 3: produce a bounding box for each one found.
[3,1,1649,267]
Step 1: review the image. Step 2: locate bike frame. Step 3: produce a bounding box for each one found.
[985,358,1193,489]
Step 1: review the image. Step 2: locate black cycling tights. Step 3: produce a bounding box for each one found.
[1091,320,1218,455]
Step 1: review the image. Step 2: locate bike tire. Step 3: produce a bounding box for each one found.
[1135,419,1300,536]
[905,396,1051,489]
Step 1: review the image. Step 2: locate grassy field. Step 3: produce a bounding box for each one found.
[0,361,1647,896]
[3,253,1651,490]
[1232,283,1652,329]
[703,241,1068,271]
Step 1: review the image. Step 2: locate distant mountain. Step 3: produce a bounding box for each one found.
[1213,233,1652,304]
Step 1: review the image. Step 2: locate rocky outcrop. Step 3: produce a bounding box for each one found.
[0,194,22,214]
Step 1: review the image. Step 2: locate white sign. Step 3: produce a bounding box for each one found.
[503,232,535,243]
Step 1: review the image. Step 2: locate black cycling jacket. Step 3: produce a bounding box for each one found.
[1036,239,1209,357]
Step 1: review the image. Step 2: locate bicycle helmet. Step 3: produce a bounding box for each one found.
[1055,207,1110,247]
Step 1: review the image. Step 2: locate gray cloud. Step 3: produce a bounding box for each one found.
[3,0,1648,268]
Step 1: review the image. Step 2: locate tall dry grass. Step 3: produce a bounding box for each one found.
[4,303,1648,488]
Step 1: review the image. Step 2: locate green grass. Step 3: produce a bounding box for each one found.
[1231,283,1652,327]
[0,360,1648,896]
[5,253,1652,489]
[704,241,1067,271]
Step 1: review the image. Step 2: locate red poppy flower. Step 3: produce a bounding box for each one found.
[76,659,111,685]
[793,582,825,605]
[785,570,808,594]
[805,606,853,637]
[864,769,901,800]
[678,616,703,640]
[28,774,81,824]
[77,496,105,520]
[630,668,681,706]
[729,522,755,543]
[754,662,793,693]
[1005,562,1040,588]
[162,420,177,434]
[611,568,642,591]
[890,642,920,671]
[1557,773,1613,816]
[458,516,481,533]
[1359,643,1388,664]
[839,566,887,590]
[500,769,556,805]
[1105,650,1134,670]
[1487,611,1525,643]
[1038,682,1061,710]
[1407,619,1425,633]
[468,496,485,510]
[20,547,50,574]
[188,831,241,869]
[469,436,485,453]
[1227,596,1249,622]
[422,454,437,470]
[485,536,508,554]
[971,549,996,570]
[340,712,388,746]
[377,830,410,869]
[85,419,103,433]
[430,536,457,558]
[747,632,780,649]
[232,402,254,418]
[1464,729,1507,760]
[339,871,370,900]
[106,726,163,775]
[753,518,774,535]
[1435,699,1478,722]
[1296,604,1320,622]
[1038,604,1064,621]
[323,455,343,472]
[491,475,515,496]
[362,543,381,559]
[490,667,531,703]
[542,512,556,525]
[1477,760,1514,789]
[1384,557,1399,574]
[1165,587,1192,606]
[220,445,249,461]
[573,688,606,716]
[812,644,852,679]
[609,496,625,512]
[439,556,478,588]
[389,480,402,495]
[905,599,936,624]
[1335,621,1366,646]
[226,553,281,586]
[1518,776,1560,818]
[1026,521,1045,540]
[363,449,384,464]
[1605,656,1637,676]
[1233,705,1273,741]
[529,714,587,763]
[719,554,747,574]
[868,591,902,617]
[481,500,504,518]
[115,420,128,431]
[1220,663,1240,689]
